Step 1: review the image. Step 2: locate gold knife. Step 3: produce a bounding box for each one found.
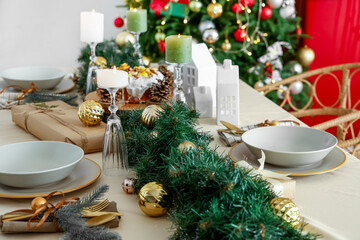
[220,121,245,133]
[86,214,116,226]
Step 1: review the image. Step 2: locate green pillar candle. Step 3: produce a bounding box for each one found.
[126,9,147,33]
[165,35,192,63]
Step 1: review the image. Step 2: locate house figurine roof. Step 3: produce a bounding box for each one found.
[192,43,217,68]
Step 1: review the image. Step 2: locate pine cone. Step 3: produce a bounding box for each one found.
[149,66,174,103]
[96,88,123,103]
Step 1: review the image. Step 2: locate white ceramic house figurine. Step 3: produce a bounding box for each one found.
[181,43,217,109]
[193,86,213,117]
[217,59,239,125]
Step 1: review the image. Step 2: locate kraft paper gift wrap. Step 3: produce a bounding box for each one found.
[11,101,105,154]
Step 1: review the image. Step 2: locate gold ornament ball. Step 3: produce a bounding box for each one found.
[78,100,105,126]
[90,56,108,69]
[221,39,231,51]
[138,182,169,217]
[116,31,136,47]
[207,2,223,18]
[141,105,164,128]
[142,55,151,67]
[270,197,301,227]
[31,197,48,212]
[189,0,203,12]
[297,46,315,67]
[178,141,196,152]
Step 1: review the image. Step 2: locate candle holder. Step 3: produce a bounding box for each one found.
[168,63,188,104]
[86,42,99,95]
[102,87,128,176]
[130,32,144,66]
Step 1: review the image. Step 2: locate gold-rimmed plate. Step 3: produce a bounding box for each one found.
[0,158,100,198]
[229,142,347,176]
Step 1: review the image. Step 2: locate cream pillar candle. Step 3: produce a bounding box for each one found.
[165,35,192,63]
[126,9,147,33]
[80,9,104,43]
[97,68,129,88]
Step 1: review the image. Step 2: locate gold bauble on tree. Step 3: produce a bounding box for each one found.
[78,100,105,126]
[297,45,315,67]
[207,0,223,18]
[269,197,301,227]
[138,182,169,217]
[141,105,164,128]
[116,31,136,47]
[142,55,151,67]
[94,56,108,69]
[90,56,108,69]
[221,39,231,51]
[178,141,196,152]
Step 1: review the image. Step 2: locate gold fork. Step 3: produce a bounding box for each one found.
[82,199,110,213]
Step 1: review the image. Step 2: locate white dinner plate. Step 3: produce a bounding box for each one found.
[0,158,101,198]
[0,77,75,94]
[229,142,347,176]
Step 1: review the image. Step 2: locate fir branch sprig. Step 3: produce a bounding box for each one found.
[55,184,121,240]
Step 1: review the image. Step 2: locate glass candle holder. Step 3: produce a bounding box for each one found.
[86,42,99,95]
[102,87,128,176]
[130,32,144,66]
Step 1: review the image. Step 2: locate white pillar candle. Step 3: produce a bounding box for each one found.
[97,68,129,88]
[80,9,104,43]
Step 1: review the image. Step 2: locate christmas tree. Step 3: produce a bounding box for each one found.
[121,0,311,107]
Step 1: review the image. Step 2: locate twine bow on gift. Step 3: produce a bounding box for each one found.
[4,191,79,231]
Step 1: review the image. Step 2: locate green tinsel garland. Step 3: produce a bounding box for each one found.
[118,102,317,239]
[77,40,139,92]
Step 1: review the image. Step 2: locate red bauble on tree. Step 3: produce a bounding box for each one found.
[158,40,166,53]
[260,6,272,20]
[296,27,302,35]
[114,17,124,28]
[231,3,243,13]
[240,0,255,7]
[234,28,247,42]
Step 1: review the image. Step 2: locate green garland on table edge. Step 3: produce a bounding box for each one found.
[116,102,318,240]
[77,40,140,92]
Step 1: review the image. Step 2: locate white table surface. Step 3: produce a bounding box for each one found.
[0,80,359,240]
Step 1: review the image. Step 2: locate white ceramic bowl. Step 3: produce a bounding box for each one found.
[0,141,84,188]
[242,126,338,167]
[0,66,66,89]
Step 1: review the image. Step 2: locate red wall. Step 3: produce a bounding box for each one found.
[300,0,360,136]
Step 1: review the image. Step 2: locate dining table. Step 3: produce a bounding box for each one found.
[0,79,359,240]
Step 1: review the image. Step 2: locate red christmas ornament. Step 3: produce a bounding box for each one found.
[240,0,255,7]
[261,6,272,20]
[114,17,124,28]
[158,40,166,53]
[231,3,243,13]
[296,27,302,35]
[234,28,247,42]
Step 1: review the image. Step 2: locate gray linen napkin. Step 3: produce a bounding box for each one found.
[218,121,298,147]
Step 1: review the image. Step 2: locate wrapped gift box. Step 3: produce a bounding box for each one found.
[11,101,105,154]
